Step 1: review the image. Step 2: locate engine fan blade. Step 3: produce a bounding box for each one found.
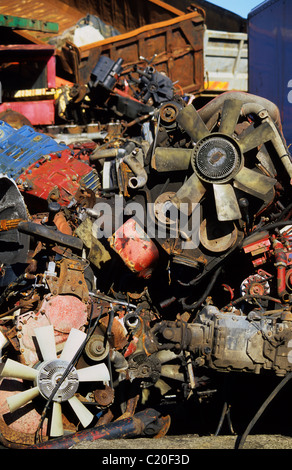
[171,172,206,215]
[142,90,151,103]
[155,350,181,364]
[152,147,193,172]
[34,325,57,362]
[0,331,8,350]
[237,121,274,154]
[160,365,185,381]
[50,401,64,437]
[256,145,276,178]
[153,92,160,104]
[77,363,110,383]
[6,386,40,413]
[213,183,241,221]
[60,328,87,363]
[233,166,277,199]
[219,99,243,136]
[0,358,38,381]
[154,378,172,395]
[68,395,94,428]
[176,104,210,142]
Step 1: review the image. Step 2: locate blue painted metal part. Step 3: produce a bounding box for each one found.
[248,0,292,146]
[0,120,68,179]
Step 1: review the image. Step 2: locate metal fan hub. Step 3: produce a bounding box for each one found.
[37,359,79,403]
[192,134,242,184]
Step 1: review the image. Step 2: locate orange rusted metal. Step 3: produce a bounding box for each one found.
[0,0,205,97]
[0,0,190,44]
[46,258,90,301]
[60,10,205,92]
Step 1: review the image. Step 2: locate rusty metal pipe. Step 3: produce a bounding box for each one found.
[18,221,83,251]
[123,152,148,189]
[198,91,283,131]
[25,408,164,449]
[272,236,290,302]
[89,148,126,161]
[240,104,292,179]
[53,211,72,235]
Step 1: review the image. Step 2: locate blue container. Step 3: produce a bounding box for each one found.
[248,0,292,146]
[0,120,68,178]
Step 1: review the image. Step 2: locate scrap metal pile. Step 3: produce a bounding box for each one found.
[0,57,292,448]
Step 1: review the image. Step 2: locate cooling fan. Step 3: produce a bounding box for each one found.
[0,325,110,437]
[136,68,174,106]
[152,99,278,221]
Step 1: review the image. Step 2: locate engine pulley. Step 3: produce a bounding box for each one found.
[240,273,271,303]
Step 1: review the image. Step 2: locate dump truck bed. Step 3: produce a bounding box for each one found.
[204,29,248,93]
[67,10,206,93]
[0,0,247,126]
[0,0,206,96]
[0,0,185,43]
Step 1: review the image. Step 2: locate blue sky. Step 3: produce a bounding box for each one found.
[208,0,265,18]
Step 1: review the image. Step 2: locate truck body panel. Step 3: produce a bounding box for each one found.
[0,0,248,126]
[0,44,56,125]
[204,29,248,93]
[57,8,206,94]
[248,0,292,145]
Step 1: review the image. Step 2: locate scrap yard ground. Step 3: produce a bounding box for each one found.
[72,433,292,449]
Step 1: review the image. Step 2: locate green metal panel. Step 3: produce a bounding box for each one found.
[0,14,59,33]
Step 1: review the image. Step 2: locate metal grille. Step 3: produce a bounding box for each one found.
[37,360,79,402]
[193,135,241,183]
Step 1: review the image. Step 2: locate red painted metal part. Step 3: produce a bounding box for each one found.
[39,295,88,334]
[109,218,159,279]
[243,234,271,267]
[272,236,289,301]
[0,378,48,438]
[15,294,88,367]
[0,44,57,125]
[16,148,94,207]
[46,55,56,89]
[0,101,55,125]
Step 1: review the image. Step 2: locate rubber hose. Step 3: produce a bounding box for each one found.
[180,266,222,311]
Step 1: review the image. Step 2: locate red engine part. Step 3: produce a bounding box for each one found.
[241,271,271,303]
[244,232,292,301]
[0,377,49,438]
[16,146,99,207]
[16,294,89,366]
[109,218,159,279]
[272,236,290,302]
[243,233,271,267]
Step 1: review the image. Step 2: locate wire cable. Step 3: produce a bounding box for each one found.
[235,372,292,449]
